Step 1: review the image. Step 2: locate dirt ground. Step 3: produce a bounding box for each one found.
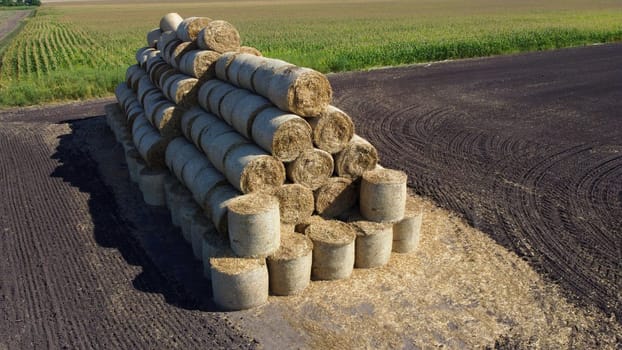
[0,10,31,43]
[0,44,621,349]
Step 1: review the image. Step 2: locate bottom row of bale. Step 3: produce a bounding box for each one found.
[106,104,422,311]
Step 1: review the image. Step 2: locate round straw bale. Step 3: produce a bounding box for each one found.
[227,192,280,257]
[268,66,332,117]
[170,41,197,69]
[219,88,252,125]
[166,181,193,228]
[392,209,423,253]
[179,49,221,80]
[150,63,172,89]
[214,51,239,81]
[166,138,196,180]
[126,106,145,127]
[197,79,219,111]
[180,107,205,138]
[229,93,272,138]
[177,16,212,42]
[125,64,141,88]
[314,177,358,218]
[133,120,168,169]
[210,256,268,310]
[286,148,333,190]
[204,131,249,173]
[227,53,265,90]
[238,46,262,56]
[135,47,153,67]
[350,220,393,268]
[114,83,134,111]
[137,75,159,105]
[144,98,170,126]
[306,220,356,280]
[223,143,286,194]
[152,103,183,138]
[164,137,188,172]
[206,81,237,117]
[166,75,199,107]
[128,67,147,92]
[205,184,240,235]
[161,72,185,99]
[272,184,314,225]
[157,30,178,52]
[160,13,183,33]
[267,232,313,295]
[307,106,354,154]
[162,39,182,64]
[145,52,164,72]
[194,113,232,149]
[179,199,201,243]
[158,68,179,92]
[251,57,293,97]
[334,135,379,179]
[252,107,313,161]
[294,215,325,234]
[202,229,231,279]
[360,168,407,223]
[188,166,227,208]
[147,27,161,48]
[190,212,213,260]
[197,20,240,53]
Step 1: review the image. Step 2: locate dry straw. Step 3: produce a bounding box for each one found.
[286,148,334,190]
[204,131,249,173]
[201,229,231,279]
[159,12,183,33]
[306,220,356,280]
[307,106,355,154]
[294,215,325,234]
[227,192,281,257]
[219,88,253,125]
[267,66,332,117]
[223,143,286,194]
[350,220,393,268]
[334,135,379,179]
[252,107,313,161]
[146,28,161,48]
[179,50,221,80]
[204,183,240,235]
[152,103,184,138]
[392,209,423,253]
[177,16,212,42]
[210,256,269,310]
[238,46,262,56]
[157,30,178,52]
[170,42,197,69]
[214,52,239,82]
[229,93,272,138]
[197,20,241,53]
[314,177,358,218]
[267,232,313,295]
[272,184,315,225]
[360,167,407,223]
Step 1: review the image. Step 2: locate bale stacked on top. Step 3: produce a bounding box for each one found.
[106,12,422,311]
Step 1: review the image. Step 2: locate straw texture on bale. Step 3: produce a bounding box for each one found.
[227,53,265,90]
[252,107,313,161]
[229,93,272,138]
[170,42,197,69]
[392,209,423,253]
[247,55,293,96]
[314,177,358,219]
[306,220,356,280]
[205,184,240,235]
[223,143,286,194]
[161,39,182,64]
[360,168,407,223]
[295,215,325,234]
[267,232,313,295]
[132,116,168,168]
[286,148,334,190]
[350,220,393,268]
[152,103,183,138]
[138,167,167,206]
[197,20,241,53]
[189,111,225,146]
[188,166,228,208]
[177,16,212,42]
[205,131,249,173]
[190,212,213,260]
[157,68,178,92]
[164,74,199,107]
[267,66,332,117]
[334,135,379,179]
[227,192,280,257]
[218,88,253,125]
[179,50,220,80]
[157,30,178,52]
[214,52,239,82]
[307,106,355,154]
[210,257,268,310]
[238,46,262,56]
[147,28,161,48]
[160,13,183,33]
[202,230,231,279]
[272,184,314,225]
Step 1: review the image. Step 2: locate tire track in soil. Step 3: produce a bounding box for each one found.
[330,43,622,319]
[0,119,257,349]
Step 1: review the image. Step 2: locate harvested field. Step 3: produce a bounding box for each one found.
[0,44,620,348]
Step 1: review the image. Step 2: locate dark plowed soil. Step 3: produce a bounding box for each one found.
[0,103,257,348]
[0,10,31,43]
[330,43,622,319]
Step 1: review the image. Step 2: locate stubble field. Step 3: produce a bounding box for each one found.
[0,0,621,106]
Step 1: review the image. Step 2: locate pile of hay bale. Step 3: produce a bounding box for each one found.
[107,12,423,310]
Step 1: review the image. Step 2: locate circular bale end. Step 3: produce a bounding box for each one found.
[227,192,281,257]
[314,177,358,219]
[177,16,212,42]
[267,232,313,295]
[160,12,183,32]
[252,108,313,162]
[224,143,286,194]
[198,20,241,53]
[392,209,423,253]
[294,215,325,234]
[210,257,269,310]
[238,46,262,56]
[205,184,240,236]
[360,167,407,223]
[306,220,356,280]
[308,106,355,154]
[335,135,379,179]
[272,66,332,117]
[286,148,334,190]
[273,184,315,225]
[350,220,393,268]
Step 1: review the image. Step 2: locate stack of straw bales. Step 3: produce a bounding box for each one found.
[108,12,423,310]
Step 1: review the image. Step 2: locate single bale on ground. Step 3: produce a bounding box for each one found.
[350,220,393,268]
[227,192,280,257]
[197,20,241,53]
[146,28,161,48]
[179,50,221,80]
[272,184,314,225]
[307,106,354,154]
[160,12,183,33]
[360,167,407,223]
[314,177,358,219]
[177,16,212,42]
[306,220,356,280]
[392,209,423,253]
[223,143,286,194]
[210,256,268,311]
[334,135,379,179]
[252,107,313,162]
[267,232,313,296]
[286,148,334,190]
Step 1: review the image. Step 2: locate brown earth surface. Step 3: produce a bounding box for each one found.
[0,10,31,44]
[0,43,621,349]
